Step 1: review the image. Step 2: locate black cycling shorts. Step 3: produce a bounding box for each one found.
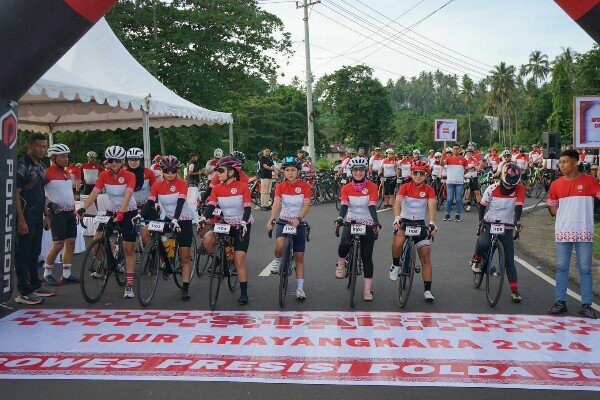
[467,177,480,192]
[175,220,193,247]
[383,177,396,195]
[275,221,307,252]
[231,224,252,253]
[49,211,77,241]
[399,219,430,249]
[96,210,138,242]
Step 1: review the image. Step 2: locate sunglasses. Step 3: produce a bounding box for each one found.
[107,158,122,164]
[128,158,141,162]
[352,167,366,172]
[162,169,178,174]
[411,170,427,177]
[215,167,227,173]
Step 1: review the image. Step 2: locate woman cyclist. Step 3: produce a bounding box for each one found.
[470,163,524,303]
[494,150,512,179]
[267,156,312,301]
[200,156,253,305]
[126,148,156,210]
[140,156,195,300]
[378,148,398,208]
[335,157,381,301]
[389,160,438,302]
[77,146,138,298]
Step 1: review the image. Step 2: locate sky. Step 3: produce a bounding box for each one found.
[257,0,597,85]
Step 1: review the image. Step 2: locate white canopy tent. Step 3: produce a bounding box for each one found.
[18,18,234,166]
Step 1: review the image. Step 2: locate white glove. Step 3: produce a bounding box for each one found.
[240,221,248,237]
[171,219,180,230]
[198,215,207,224]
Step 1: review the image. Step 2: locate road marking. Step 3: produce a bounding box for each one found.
[515,255,600,311]
[259,261,274,277]
[376,207,393,213]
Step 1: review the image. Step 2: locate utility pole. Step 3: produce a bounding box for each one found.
[297,0,319,160]
[152,0,165,155]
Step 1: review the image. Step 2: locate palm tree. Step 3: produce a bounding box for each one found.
[460,74,475,141]
[525,50,550,87]
[489,62,516,146]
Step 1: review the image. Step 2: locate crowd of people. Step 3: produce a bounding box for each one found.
[12,133,600,319]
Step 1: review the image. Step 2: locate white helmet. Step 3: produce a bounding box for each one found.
[48,144,70,156]
[501,149,511,157]
[214,148,223,158]
[86,151,97,158]
[105,146,126,160]
[127,147,144,159]
[434,152,442,157]
[413,149,421,155]
[385,148,395,154]
[348,157,369,170]
[445,147,452,153]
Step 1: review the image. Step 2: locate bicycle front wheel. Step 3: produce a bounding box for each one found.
[485,240,505,307]
[278,239,293,307]
[398,240,415,308]
[208,243,224,310]
[114,235,126,287]
[136,239,161,307]
[195,238,212,276]
[349,240,359,308]
[80,238,110,304]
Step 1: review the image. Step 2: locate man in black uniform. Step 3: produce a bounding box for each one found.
[15,133,56,304]
[186,153,200,187]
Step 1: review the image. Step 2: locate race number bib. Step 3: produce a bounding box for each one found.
[351,224,366,235]
[405,226,422,237]
[214,223,231,234]
[148,221,165,232]
[94,215,111,224]
[282,225,297,235]
[490,224,505,235]
[340,179,347,184]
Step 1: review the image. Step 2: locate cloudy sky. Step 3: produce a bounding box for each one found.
[257,0,597,84]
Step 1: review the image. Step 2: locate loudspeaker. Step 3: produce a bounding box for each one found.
[542,132,561,159]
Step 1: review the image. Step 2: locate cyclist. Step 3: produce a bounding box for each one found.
[368,147,384,182]
[65,160,82,198]
[126,148,156,210]
[467,142,481,162]
[205,148,223,181]
[267,156,312,300]
[464,149,482,209]
[140,156,195,301]
[389,160,438,302]
[469,163,524,303]
[427,150,435,165]
[200,156,253,305]
[398,150,413,180]
[335,157,381,301]
[42,144,80,285]
[81,151,103,195]
[77,146,139,298]
[378,148,398,208]
[487,147,501,173]
[340,148,356,178]
[199,151,248,206]
[442,145,468,222]
[412,149,421,162]
[529,144,543,168]
[151,154,163,181]
[495,150,512,179]
[515,146,530,193]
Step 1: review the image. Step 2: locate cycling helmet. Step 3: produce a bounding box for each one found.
[468,141,476,147]
[231,150,246,163]
[501,163,522,186]
[48,144,70,156]
[127,147,143,159]
[385,148,395,154]
[410,160,430,174]
[348,157,368,170]
[214,148,223,158]
[491,147,498,151]
[104,146,126,160]
[86,151,97,158]
[445,147,452,153]
[271,151,278,156]
[347,148,356,155]
[216,156,242,170]
[518,146,526,152]
[153,154,162,162]
[281,156,301,170]
[374,147,381,151]
[429,149,434,153]
[501,149,511,157]
[402,149,410,157]
[159,155,181,171]
[434,152,442,157]
[412,149,421,155]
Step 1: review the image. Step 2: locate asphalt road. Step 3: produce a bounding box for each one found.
[1,197,598,399]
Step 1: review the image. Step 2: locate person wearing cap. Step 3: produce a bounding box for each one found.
[357,146,367,159]
[204,148,223,181]
[186,153,201,187]
[368,147,384,183]
[397,150,413,180]
[427,150,435,165]
[151,154,163,182]
[529,144,543,168]
[81,151,104,195]
[340,148,356,178]
[412,149,421,162]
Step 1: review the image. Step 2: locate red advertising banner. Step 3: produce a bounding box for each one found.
[574,96,600,149]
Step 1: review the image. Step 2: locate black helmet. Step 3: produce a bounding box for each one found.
[502,163,522,186]
[231,151,246,163]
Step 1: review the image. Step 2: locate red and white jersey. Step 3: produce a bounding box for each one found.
[547,174,600,242]
[210,169,248,188]
[81,162,103,184]
[427,156,436,165]
[584,154,597,164]
[515,153,529,170]
[45,166,75,211]
[301,162,315,174]
[149,178,195,221]
[207,179,254,225]
[481,183,525,226]
[340,181,378,225]
[274,180,311,221]
[93,168,137,212]
[472,151,482,162]
[151,163,163,182]
[341,157,352,177]
[465,157,479,178]
[133,168,157,207]
[205,159,219,180]
[579,150,587,162]
[511,151,518,162]
[430,162,443,177]
[396,181,435,221]
[445,156,468,184]
[487,155,501,172]
[380,158,397,178]
[369,155,384,172]
[65,165,81,188]
[529,150,543,165]
[398,158,412,178]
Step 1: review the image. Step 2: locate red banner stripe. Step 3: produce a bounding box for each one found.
[554,0,600,20]
[63,0,117,23]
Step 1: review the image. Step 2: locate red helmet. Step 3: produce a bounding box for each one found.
[410,160,430,174]
[216,156,242,171]
[159,155,180,170]
[153,154,162,163]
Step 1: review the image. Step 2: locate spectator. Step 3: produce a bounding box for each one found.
[259,147,275,210]
[271,152,281,178]
[442,145,468,222]
[81,151,104,195]
[204,148,223,181]
[547,149,600,319]
[186,153,201,187]
[15,133,56,304]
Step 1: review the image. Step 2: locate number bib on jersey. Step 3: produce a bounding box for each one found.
[490,224,505,235]
[282,225,297,235]
[214,223,231,234]
[405,226,421,237]
[148,221,165,232]
[351,224,366,235]
[94,215,111,224]
[340,179,347,184]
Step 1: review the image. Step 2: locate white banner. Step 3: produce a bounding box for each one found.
[574,96,600,149]
[0,309,599,390]
[435,119,458,142]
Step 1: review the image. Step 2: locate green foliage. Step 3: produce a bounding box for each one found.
[315,158,334,171]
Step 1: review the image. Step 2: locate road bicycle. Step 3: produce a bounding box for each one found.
[462,178,479,213]
[395,221,431,308]
[526,167,544,199]
[435,178,447,211]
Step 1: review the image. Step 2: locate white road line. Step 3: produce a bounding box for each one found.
[523,204,540,212]
[515,255,600,311]
[259,262,274,277]
[376,207,393,213]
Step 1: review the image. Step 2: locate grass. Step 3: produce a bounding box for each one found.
[594,224,600,260]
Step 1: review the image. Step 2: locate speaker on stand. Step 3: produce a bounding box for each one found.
[542,132,561,159]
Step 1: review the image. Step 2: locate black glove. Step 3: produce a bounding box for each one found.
[77,207,86,217]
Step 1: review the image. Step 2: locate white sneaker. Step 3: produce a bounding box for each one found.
[470,259,481,273]
[123,284,134,298]
[270,259,280,274]
[424,290,435,302]
[296,288,306,301]
[389,265,399,282]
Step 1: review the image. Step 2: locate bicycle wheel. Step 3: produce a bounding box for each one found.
[473,259,484,289]
[349,240,359,308]
[80,238,110,304]
[485,240,505,307]
[278,239,293,307]
[463,186,472,213]
[377,184,385,209]
[208,243,224,310]
[113,235,126,287]
[195,239,212,276]
[227,255,238,292]
[172,240,196,288]
[534,180,543,198]
[335,195,341,210]
[136,239,161,307]
[398,240,416,308]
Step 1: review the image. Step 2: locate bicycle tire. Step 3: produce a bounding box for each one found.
[278,239,293,307]
[335,196,341,211]
[208,242,224,310]
[114,235,126,287]
[473,260,484,289]
[80,238,110,304]
[485,240,505,308]
[227,257,238,292]
[534,181,543,199]
[195,239,212,276]
[136,239,161,307]
[349,239,359,308]
[398,240,415,308]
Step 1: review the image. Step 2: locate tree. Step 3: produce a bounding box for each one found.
[525,50,550,87]
[547,49,576,141]
[489,62,516,146]
[461,74,475,141]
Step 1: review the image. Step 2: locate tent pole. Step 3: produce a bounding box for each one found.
[228,123,234,154]
[48,129,54,146]
[142,109,150,168]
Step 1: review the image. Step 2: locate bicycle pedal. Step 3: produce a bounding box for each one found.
[414,265,421,273]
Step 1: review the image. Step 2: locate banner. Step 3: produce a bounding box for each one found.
[434,119,457,142]
[554,0,600,43]
[0,309,599,390]
[574,96,600,148]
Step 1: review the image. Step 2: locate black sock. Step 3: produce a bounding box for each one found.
[424,281,432,292]
[393,258,401,266]
[182,282,189,290]
[240,282,248,296]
